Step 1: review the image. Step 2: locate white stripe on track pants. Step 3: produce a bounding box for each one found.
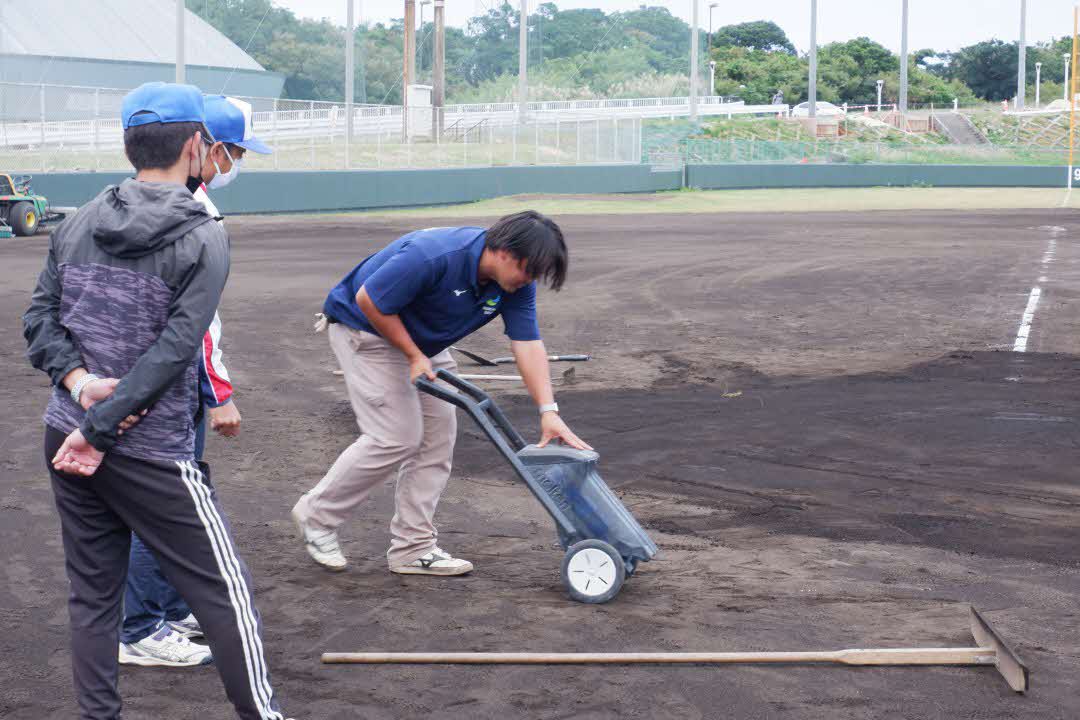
[45,426,284,720]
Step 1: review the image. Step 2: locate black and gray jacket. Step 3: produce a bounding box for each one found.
[23,179,228,462]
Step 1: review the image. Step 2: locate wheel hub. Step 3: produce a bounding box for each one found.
[567,547,617,596]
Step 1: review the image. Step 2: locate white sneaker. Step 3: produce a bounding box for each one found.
[292,506,347,571]
[391,546,474,576]
[119,626,213,667]
[166,613,204,639]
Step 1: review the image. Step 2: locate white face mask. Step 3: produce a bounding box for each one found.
[208,154,242,190]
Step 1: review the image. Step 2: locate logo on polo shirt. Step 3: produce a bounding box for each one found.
[483,296,501,315]
[453,289,468,296]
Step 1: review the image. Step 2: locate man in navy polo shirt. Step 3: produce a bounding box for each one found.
[292,210,590,575]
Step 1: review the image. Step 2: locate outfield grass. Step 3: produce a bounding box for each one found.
[289,187,1080,220]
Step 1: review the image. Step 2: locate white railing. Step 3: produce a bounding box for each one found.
[0,81,789,171]
[0,109,646,172]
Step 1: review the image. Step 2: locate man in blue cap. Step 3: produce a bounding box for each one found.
[117,94,273,669]
[23,82,289,720]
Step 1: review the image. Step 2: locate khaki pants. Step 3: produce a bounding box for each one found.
[294,323,458,567]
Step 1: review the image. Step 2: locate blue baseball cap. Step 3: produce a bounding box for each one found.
[203,95,272,154]
[121,82,211,137]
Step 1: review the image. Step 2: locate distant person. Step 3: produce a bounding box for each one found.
[772,90,785,106]
[23,81,290,720]
[292,213,590,576]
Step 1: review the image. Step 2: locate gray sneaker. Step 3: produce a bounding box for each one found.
[292,506,347,571]
[391,547,474,576]
[166,613,204,639]
[118,626,212,667]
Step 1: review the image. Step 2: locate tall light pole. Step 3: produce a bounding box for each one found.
[518,0,528,121]
[709,60,717,96]
[808,0,817,121]
[1035,61,1042,107]
[1017,0,1027,111]
[345,0,354,168]
[1065,53,1072,101]
[404,0,416,139]
[899,0,909,116]
[176,0,185,83]
[690,0,699,123]
[708,3,718,51]
[876,79,884,111]
[433,0,445,136]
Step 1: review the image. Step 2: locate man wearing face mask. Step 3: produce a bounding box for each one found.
[117,95,272,669]
[23,82,290,719]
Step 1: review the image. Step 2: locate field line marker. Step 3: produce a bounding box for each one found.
[1013,287,1042,352]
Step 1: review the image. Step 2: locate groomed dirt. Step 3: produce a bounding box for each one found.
[1,208,1078,719]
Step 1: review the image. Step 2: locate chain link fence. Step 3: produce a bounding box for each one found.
[665,138,1068,166]
[0,81,678,172]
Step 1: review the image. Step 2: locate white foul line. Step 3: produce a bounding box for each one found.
[1012,287,1042,352]
[1013,228,1063,353]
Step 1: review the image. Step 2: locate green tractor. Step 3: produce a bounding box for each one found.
[0,174,67,237]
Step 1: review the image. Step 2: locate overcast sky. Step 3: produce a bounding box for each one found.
[267,1,1080,53]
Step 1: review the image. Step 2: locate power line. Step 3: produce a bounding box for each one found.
[220,0,275,93]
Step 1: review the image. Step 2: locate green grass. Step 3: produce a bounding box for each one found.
[247,187,1080,221]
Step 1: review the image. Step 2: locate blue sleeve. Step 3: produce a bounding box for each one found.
[500,282,541,341]
[361,241,434,315]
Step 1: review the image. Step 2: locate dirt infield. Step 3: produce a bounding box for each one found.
[1,207,1078,719]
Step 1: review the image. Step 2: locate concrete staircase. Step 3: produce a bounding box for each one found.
[933,112,989,145]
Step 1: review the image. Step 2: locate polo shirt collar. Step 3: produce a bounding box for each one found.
[467,231,486,293]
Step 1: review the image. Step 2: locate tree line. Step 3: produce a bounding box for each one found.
[192,1,1072,106]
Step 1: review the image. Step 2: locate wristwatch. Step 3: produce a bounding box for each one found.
[538,402,559,415]
[70,373,101,406]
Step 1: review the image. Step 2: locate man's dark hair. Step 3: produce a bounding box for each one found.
[123,118,209,171]
[485,210,568,291]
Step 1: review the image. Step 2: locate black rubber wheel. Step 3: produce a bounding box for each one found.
[10,201,37,236]
[561,539,626,604]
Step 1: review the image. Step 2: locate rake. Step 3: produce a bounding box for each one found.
[322,607,1027,693]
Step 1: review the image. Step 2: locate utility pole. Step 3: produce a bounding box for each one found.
[346,0,354,168]
[899,0,909,116]
[176,0,185,83]
[404,0,416,138]
[1017,0,1027,111]
[433,0,445,136]
[690,0,699,123]
[808,0,817,121]
[405,0,417,87]
[519,0,528,121]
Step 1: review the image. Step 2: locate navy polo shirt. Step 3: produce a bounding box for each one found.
[323,226,541,357]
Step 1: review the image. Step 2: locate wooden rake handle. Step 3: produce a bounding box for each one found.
[322,648,997,666]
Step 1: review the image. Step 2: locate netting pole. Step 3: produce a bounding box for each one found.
[40,84,46,172]
[272,98,279,170]
[93,88,100,172]
[309,101,315,168]
[1069,6,1078,193]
